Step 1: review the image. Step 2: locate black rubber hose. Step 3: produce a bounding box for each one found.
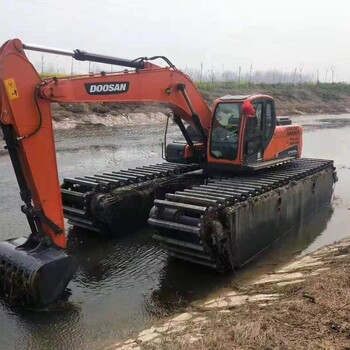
[17,85,43,141]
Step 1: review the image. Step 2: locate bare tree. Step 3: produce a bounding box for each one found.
[292,68,297,85]
[283,68,287,83]
[249,63,253,84]
[41,54,44,74]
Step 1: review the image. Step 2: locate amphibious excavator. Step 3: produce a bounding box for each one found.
[0,38,335,306]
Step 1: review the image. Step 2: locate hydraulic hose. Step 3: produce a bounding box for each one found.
[17,85,43,141]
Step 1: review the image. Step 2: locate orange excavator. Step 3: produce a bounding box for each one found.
[0,38,334,306]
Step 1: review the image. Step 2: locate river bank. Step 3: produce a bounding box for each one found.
[108,236,350,350]
[198,82,350,116]
[52,83,350,129]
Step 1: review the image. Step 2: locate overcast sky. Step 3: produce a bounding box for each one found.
[1,0,349,81]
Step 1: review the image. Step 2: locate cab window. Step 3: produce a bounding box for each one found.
[210,102,242,160]
[252,101,263,130]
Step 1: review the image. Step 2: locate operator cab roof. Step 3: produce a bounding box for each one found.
[216,94,274,103]
[219,95,252,101]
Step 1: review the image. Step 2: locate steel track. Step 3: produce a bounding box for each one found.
[61,162,201,231]
[149,158,335,269]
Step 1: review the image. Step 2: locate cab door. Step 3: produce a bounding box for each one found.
[242,99,264,164]
[261,99,277,159]
[242,98,276,165]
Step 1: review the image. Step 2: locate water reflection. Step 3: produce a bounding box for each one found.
[69,228,166,291]
[0,297,81,350]
[235,205,334,283]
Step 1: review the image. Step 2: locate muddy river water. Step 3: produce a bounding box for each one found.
[0,114,350,350]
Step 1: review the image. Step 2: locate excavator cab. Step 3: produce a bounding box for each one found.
[208,95,302,171]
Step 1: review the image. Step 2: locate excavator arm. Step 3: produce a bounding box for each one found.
[0,39,80,306]
[0,38,212,306]
[0,39,66,249]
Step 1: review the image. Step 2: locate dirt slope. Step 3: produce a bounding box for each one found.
[52,83,350,126]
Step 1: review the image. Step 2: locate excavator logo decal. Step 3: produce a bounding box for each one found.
[5,79,19,100]
[84,82,129,95]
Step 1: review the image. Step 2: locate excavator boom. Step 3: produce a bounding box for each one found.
[38,63,212,131]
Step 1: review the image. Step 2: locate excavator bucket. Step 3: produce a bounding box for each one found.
[0,236,77,306]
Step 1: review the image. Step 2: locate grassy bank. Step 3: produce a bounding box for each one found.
[52,83,350,124]
[109,238,350,350]
[197,82,350,116]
